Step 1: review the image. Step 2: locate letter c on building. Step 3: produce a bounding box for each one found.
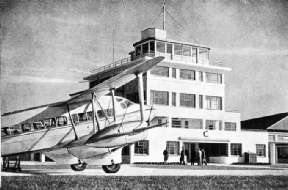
[203,131,208,137]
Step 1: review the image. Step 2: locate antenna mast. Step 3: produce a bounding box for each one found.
[162,0,166,30]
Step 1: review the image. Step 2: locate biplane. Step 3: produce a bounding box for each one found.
[1,56,165,173]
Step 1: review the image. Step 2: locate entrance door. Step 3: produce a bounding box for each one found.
[277,146,288,164]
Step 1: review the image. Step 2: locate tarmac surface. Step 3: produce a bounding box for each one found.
[2,162,288,176]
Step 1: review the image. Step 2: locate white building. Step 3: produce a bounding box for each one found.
[88,28,269,164]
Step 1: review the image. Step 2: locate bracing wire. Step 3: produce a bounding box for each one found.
[166,10,199,44]
[151,8,164,27]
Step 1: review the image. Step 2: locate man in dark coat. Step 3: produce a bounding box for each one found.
[163,148,169,164]
[180,147,185,165]
[191,149,196,165]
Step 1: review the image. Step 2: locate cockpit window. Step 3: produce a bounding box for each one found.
[116,98,123,102]
[124,100,133,107]
[11,125,22,134]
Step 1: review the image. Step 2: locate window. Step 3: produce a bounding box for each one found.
[174,44,182,55]
[150,66,169,77]
[180,69,195,80]
[256,144,266,157]
[206,120,222,130]
[199,48,208,59]
[134,140,149,155]
[183,46,191,56]
[22,123,31,132]
[172,92,176,106]
[199,95,203,109]
[78,113,88,122]
[172,119,181,128]
[150,90,169,105]
[166,141,179,155]
[136,45,141,56]
[172,68,176,78]
[57,116,67,126]
[33,122,44,130]
[149,41,155,52]
[206,73,222,84]
[206,96,222,110]
[87,111,93,120]
[180,93,195,108]
[142,42,148,54]
[185,121,189,128]
[72,114,79,123]
[11,125,22,134]
[167,43,172,54]
[199,71,203,82]
[42,119,51,128]
[192,47,197,62]
[225,122,236,131]
[156,41,165,53]
[231,143,242,156]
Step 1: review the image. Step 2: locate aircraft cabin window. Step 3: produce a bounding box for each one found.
[120,102,127,109]
[72,114,79,123]
[11,125,22,134]
[2,127,11,136]
[51,118,56,128]
[116,98,123,102]
[22,123,31,132]
[42,119,51,128]
[78,113,88,122]
[124,100,133,107]
[33,122,44,130]
[57,116,67,126]
[87,111,93,120]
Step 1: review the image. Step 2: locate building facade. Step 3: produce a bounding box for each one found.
[90,28,269,164]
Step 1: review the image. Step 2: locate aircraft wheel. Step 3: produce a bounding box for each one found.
[102,164,121,173]
[70,162,87,171]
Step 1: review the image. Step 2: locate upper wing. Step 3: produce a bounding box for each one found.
[67,56,164,103]
[2,56,164,117]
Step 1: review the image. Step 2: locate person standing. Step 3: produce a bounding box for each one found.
[201,149,208,166]
[191,149,196,165]
[163,148,169,164]
[197,148,202,165]
[180,147,185,165]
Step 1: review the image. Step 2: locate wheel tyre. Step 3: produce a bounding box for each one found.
[70,163,87,171]
[102,164,121,173]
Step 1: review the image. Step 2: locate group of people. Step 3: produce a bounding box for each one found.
[163,147,208,165]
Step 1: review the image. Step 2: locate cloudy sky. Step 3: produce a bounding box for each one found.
[1,0,288,120]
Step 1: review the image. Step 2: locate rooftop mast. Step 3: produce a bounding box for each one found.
[162,0,166,30]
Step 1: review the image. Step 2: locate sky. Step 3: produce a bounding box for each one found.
[1,0,288,121]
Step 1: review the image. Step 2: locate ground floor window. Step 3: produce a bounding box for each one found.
[166,141,179,155]
[231,143,242,156]
[134,140,149,155]
[256,144,266,157]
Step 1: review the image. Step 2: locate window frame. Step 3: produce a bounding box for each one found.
[180,69,195,80]
[166,141,180,155]
[180,93,196,108]
[231,143,242,156]
[150,90,169,106]
[134,140,149,155]
[256,144,266,157]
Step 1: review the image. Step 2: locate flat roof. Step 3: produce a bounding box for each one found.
[133,37,210,50]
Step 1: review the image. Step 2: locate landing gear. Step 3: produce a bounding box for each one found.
[102,164,121,173]
[70,162,87,171]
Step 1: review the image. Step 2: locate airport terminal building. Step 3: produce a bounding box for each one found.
[88,28,270,164]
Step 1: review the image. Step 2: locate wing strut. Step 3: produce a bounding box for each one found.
[67,105,79,140]
[137,73,145,123]
[91,93,101,134]
[110,88,117,122]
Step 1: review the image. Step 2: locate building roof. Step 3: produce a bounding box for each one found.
[241,112,288,132]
